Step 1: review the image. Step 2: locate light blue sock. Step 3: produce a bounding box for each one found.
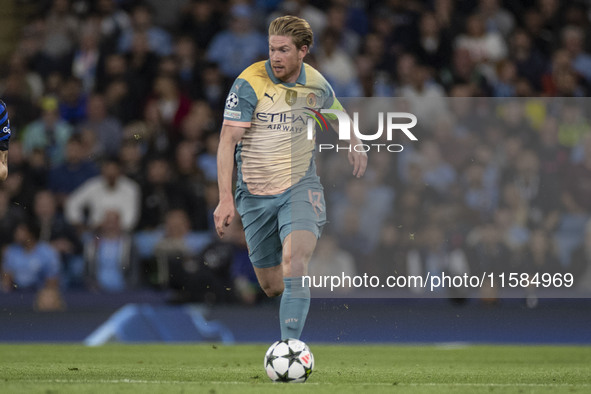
[279,277,310,340]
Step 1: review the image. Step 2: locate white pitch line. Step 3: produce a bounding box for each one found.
[12,379,591,388]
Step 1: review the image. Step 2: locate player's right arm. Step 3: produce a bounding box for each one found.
[214,124,246,239]
[0,151,7,181]
[0,99,12,181]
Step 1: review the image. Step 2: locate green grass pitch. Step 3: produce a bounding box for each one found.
[1,344,590,393]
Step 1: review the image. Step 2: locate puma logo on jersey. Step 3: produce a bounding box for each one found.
[264,93,276,102]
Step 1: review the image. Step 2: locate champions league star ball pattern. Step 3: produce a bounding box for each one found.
[264,339,314,383]
[225,92,239,109]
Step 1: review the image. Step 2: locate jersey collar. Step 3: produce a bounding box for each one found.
[265,60,306,87]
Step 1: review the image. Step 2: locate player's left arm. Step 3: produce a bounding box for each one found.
[346,123,367,178]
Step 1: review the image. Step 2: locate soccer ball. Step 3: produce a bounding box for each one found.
[264,339,314,383]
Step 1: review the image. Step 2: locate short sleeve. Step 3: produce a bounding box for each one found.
[321,81,344,120]
[223,78,258,128]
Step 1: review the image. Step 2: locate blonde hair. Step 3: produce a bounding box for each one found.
[268,15,314,50]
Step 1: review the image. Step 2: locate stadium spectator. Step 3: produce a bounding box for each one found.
[1,219,63,310]
[406,223,470,296]
[431,114,471,170]
[144,74,191,143]
[103,77,136,125]
[193,62,229,113]
[143,0,186,31]
[332,178,391,257]
[138,157,208,231]
[84,210,138,292]
[557,102,590,149]
[124,32,159,103]
[41,0,79,74]
[476,0,515,38]
[22,96,73,166]
[493,207,529,252]
[416,139,457,197]
[3,53,44,103]
[4,141,48,210]
[33,190,83,288]
[174,140,205,184]
[398,157,440,215]
[433,0,464,38]
[153,209,212,294]
[341,54,392,97]
[555,125,591,265]
[177,103,211,155]
[95,0,131,54]
[562,137,591,215]
[516,228,562,275]
[454,14,507,88]
[118,137,145,184]
[71,21,102,94]
[207,4,267,79]
[173,36,199,90]
[462,162,499,220]
[0,188,26,251]
[535,117,568,223]
[410,12,452,73]
[77,93,123,158]
[324,3,361,56]
[399,60,447,128]
[509,29,548,93]
[560,25,591,85]
[315,28,356,96]
[439,47,490,95]
[492,59,518,97]
[118,4,173,57]
[455,13,508,67]
[466,222,512,301]
[48,135,99,203]
[95,53,144,123]
[361,33,391,74]
[569,220,591,290]
[178,0,221,53]
[197,132,219,183]
[65,157,141,232]
[308,233,357,294]
[366,222,409,278]
[58,76,87,125]
[541,49,586,97]
[538,0,562,40]
[502,150,542,211]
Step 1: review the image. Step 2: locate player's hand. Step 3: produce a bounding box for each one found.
[213,197,235,238]
[348,149,367,178]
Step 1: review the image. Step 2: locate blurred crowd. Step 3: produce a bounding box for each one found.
[1,0,591,307]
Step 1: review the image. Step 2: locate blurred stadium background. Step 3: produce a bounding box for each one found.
[0,0,590,344]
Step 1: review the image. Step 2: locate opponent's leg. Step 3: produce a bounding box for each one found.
[279,230,317,340]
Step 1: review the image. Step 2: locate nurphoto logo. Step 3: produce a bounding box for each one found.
[306,109,418,152]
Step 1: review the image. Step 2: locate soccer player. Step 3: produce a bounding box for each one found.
[214,15,367,340]
[0,99,11,180]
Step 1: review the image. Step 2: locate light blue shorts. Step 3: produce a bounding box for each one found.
[235,179,327,269]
